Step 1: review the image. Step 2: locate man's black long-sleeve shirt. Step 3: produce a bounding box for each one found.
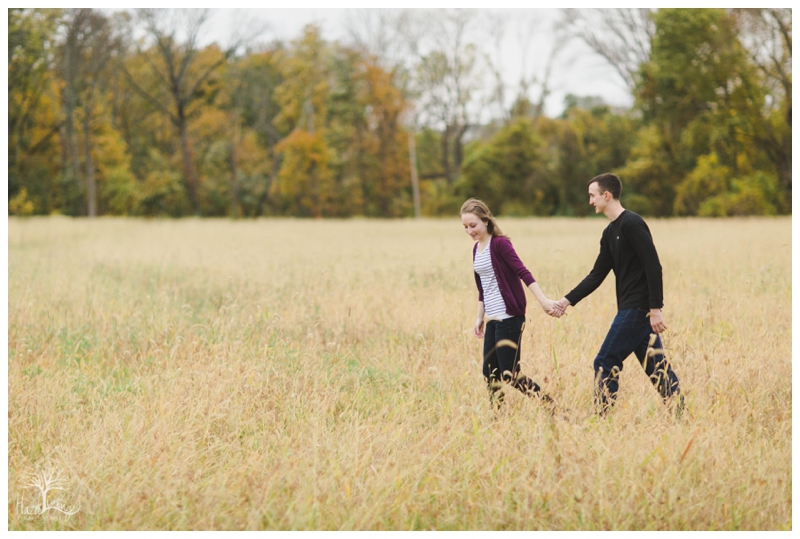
[565,210,663,311]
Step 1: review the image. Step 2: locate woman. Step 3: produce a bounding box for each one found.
[461,198,561,406]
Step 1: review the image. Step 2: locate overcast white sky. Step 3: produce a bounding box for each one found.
[200,8,633,118]
[41,2,792,118]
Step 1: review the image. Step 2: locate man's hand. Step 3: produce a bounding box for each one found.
[649,309,666,334]
[556,297,571,314]
[541,298,564,318]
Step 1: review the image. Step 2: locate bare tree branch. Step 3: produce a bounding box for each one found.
[561,8,655,92]
[130,8,265,215]
[120,63,175,121]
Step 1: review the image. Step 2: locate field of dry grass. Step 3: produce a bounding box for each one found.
[7,216,791,530]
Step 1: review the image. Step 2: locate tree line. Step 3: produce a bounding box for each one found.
[8,8,791,218]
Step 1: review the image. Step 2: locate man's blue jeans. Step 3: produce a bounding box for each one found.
[594,308,681,412]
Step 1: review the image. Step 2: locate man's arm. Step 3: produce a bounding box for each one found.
[562,236,613,308]
[625,220,663,309]
[625,219,665,332]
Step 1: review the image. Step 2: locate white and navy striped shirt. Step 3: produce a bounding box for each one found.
[473,238,510,320]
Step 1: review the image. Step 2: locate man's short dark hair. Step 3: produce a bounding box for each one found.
[589,173,622,200]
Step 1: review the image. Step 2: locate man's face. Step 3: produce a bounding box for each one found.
[588,182,608,214]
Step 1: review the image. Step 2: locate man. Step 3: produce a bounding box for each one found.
[555,173,682,415]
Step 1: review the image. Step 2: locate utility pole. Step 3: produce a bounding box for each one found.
[408,131,421,218]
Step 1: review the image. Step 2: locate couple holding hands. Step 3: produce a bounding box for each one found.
[462,173,682,414]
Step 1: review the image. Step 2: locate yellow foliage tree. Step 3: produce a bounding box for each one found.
[271,25,336,217]
[273,130,335,217]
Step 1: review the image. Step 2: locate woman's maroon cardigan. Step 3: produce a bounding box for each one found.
[472,235,536,317]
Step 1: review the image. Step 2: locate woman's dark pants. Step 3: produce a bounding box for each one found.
[594,308,681,413]
[483,315,541,405]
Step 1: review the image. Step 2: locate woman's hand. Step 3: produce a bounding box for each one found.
[527,282,564,318]
[473,318,485,338]
[540,298,564,318]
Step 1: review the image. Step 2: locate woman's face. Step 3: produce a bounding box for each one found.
[461,212,488,242]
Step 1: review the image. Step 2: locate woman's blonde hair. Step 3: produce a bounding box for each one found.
[460,198,507,239]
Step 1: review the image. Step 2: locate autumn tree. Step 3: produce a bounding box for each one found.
[55,9,127,217]
[8,8,62,214]
[537,99,636,215]
[122,8,260,215]
[509,11,569,122]
[409,10,486,185]
[57,9,88,214]
[731,8,792,206]
[222,45,286,216]
[327,47,411,216]
[8,8,790,218]
[629,8,787,215]
[459,117,548,215]
[343,9,421,216]
[271,25,335,217]
[189,47,280,217]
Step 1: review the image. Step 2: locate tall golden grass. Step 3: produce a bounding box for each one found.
[7,216,791,530]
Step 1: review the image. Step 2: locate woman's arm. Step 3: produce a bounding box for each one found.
[527,282,563,317]
[496,238,562,317]
[473,301,486,338]
[495,237,535,286]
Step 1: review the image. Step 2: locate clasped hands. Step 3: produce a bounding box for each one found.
[541,297,570,318]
